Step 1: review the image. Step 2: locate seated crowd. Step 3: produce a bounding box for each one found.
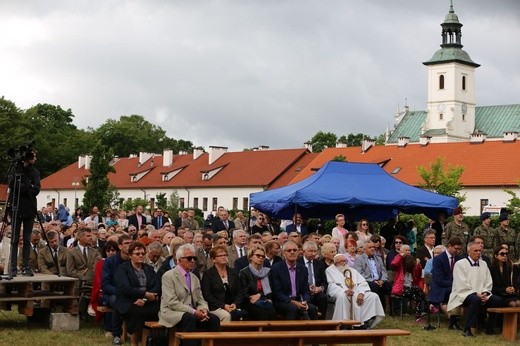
[1,205,520,345]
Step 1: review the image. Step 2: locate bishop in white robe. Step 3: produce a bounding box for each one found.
[326,254,385,328]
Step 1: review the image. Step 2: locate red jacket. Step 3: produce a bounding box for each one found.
[390,254,422,296]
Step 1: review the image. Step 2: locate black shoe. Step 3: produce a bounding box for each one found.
[10,269,17,277]
[21,267,34,277]
[462,329,474,337]
[449,322,462,330]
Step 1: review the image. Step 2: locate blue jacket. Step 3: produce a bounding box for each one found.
[102,252,126,296]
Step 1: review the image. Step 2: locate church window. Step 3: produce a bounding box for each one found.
[462,76,466,90]
[439,75,445,90]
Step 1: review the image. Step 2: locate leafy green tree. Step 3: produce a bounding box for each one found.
[417,157,465,203]
[310,131,337,153]
[155,193,168,210]
[331,155,346,162]
[168,191,180,209]
[94,115,193,157]
[82,141,117,211]
[375,133,386,146]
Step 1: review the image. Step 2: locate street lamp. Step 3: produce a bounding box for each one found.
[72,177,80,209]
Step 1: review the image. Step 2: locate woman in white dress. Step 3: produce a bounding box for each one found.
[331,214,348,254]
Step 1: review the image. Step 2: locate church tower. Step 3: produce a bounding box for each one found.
[422,1,480,143]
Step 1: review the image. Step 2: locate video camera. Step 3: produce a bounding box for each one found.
[7,140,36,167]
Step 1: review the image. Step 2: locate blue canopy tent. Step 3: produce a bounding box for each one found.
[250,161,458,221]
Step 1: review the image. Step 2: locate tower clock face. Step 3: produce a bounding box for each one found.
[437,103,445,112]
[461,103,467,113]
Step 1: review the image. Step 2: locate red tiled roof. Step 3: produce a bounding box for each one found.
[289,141,520,187]
[269,153,318,189]
[41,149,310,190]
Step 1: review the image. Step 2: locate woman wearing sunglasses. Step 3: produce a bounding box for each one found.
[356,219,372,248]
[490,245,520,307]
[238,245,277,320]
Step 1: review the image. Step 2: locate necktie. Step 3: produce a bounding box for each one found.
[33,246,38,261]
[239,247,244,257]
[54,249,59,262]
[473,262,479,267]
[307,261,314,286]
[224,220,228,230]
[450,256,455,272]
[157,217,162,228]
[83,247,88,263]
[185,272,195,307]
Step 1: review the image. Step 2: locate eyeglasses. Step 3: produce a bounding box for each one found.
[132,252,145,256]
[499,252,508,256]
[254,254,265,259]
[361,223,368,226]
[285,249,298,253]
[215,254,228,258]
[258,217,264,220]
[394,241,403,244]
[373,239,381,243]
[181,256,197,261]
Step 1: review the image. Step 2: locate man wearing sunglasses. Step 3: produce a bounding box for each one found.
[159,244,220,344]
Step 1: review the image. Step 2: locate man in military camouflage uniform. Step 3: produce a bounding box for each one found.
[473,212,496,258]
[496,213,517,260]
[442,207,470,252]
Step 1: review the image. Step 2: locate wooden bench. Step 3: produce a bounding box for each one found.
[488,307,520,341]
[96,306,128,342]
[143,319,359,345]
[173,329,410,346]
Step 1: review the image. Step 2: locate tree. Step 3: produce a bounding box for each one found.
[331,155,346,162]
[417,157,465,203]
[82,141,117,212]
[94,115,193,157]
[310,131,337,153]
[155,193,168,210]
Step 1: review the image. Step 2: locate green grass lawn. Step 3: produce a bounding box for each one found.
[0,309,515,346]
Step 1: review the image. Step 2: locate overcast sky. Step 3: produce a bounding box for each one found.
[1,0,519,151]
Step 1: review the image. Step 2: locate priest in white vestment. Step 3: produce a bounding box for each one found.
[326,254,385,328]
[447,241,503,337]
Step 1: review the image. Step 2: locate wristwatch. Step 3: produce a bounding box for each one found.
[142,298,148,302]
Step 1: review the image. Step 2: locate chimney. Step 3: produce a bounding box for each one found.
[397,137,409,147]
[193,147,204,160]
[419,136,431,146]
[78,155,86,169]
[361,139,375,153]
[139,152,155,165]
[503,131,518,142]
[163,149,173,166]
[470,132,486,143]
[84,155,92,170]
[208,146,227,165]
[336,142,347,148]
[304,141,313,152]
[258,145,269,151]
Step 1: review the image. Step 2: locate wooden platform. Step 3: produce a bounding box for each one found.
[173,329,411,346]
[0,274,79,316]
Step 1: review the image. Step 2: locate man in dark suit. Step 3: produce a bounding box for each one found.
[285,213,308,236]
[416,229,436,268]
[297,241,328,319]
[127,205,147,230]
[196,233,214,276]
[271,241,318,320]
[264,240,283,267]
[431,211,447,246]
[151,208,169,230]
[212,209,235,232]
[429,236,463,330]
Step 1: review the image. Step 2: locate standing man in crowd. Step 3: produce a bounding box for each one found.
[442,207,470,252]
[496,213,517,259]
[182,209,199,231]
[473,212,496,259]
[128,205,146,230]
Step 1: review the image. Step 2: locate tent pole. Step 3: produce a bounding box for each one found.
[247,199,252,235]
